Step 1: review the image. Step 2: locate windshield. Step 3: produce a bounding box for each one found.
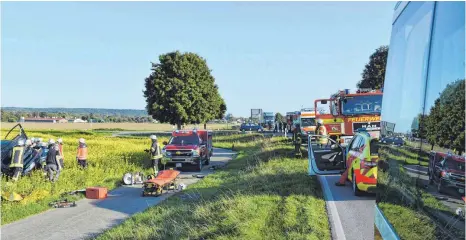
[301,118,316,127]
[444,159,465,171]
[341,95,383,115]
[169,135,200,145]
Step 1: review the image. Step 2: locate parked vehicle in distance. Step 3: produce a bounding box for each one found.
[240,123,263,132]
[162,129,213,171]
[428,151,465,196]
[380,136,404,146]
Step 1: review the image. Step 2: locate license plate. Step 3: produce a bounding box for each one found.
[176,163,182,168]
[459,188,465,194]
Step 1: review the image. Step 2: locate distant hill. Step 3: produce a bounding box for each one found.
[1,107,149,117]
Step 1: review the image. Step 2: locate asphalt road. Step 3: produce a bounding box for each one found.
[318,175,376,240]
[0,148,237,240]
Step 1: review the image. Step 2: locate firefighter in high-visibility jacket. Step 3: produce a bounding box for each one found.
[148,135,162,174]
[76,138,88,168]
[316,119,328,148]
[10,139,26,181]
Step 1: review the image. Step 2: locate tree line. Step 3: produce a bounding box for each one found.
[413,79,465,155]
[0,109,155,123]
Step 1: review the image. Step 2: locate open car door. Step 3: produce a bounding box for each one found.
[308,134,347,176]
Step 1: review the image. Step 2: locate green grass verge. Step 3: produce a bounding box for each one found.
[96,137,330,240]
[378,202,436,240]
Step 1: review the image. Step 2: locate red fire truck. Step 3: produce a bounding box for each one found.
[162,129,213,171]
[314,88,383,146]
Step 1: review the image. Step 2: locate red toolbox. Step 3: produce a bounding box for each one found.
[86,187,108,199]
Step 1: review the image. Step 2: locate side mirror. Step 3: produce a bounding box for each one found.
[163,141,168,145]
[331,144,338,150]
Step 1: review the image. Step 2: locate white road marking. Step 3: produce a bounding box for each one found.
[319,175,346,240]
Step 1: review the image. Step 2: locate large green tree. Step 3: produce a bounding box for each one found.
[357,46,389,90]
[143,51,226,129]
[274,112,285,123]
[424,79,465,154]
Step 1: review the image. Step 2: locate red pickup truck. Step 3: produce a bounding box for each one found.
[162,129,213,171]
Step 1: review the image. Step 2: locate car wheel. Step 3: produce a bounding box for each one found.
[352,171,363,196]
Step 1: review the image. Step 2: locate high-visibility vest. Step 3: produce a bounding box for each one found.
[10,146,25,168]
[77,145,88,160]
[318,126,328,144]
[151,143,162,160]
[319,125,327,136]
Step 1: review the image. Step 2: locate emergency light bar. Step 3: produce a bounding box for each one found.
[356,128,368,132]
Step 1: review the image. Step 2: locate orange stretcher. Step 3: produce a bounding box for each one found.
[142,170,180,197]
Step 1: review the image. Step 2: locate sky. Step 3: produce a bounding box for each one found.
[1,1,395,117]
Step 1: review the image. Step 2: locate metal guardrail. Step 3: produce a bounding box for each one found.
[375,204,401,240]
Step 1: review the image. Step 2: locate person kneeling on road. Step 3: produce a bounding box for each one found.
[76,138,88,168]
[45,139,61,182]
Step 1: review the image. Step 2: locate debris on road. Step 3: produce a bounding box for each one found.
[192,174,205,178]
[49,199,77,208]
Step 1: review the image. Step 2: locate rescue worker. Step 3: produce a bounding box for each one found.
[57,138,64,168]
[25,139,33,148]
[40,142,49,165]
[45,142,61,182]
[148,135,162,174]
[293,126,302,157]
[76,138,88,168]
[33,138,41,150]
[315,119,328,149]
[10,139,26,181]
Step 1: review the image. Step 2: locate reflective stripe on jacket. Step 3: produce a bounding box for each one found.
[77,144,88,160]
[10,146,25,168]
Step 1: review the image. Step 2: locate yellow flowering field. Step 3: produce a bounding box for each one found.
[1,129,168,225]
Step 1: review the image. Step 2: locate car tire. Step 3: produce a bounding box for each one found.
[352,171,363,196]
